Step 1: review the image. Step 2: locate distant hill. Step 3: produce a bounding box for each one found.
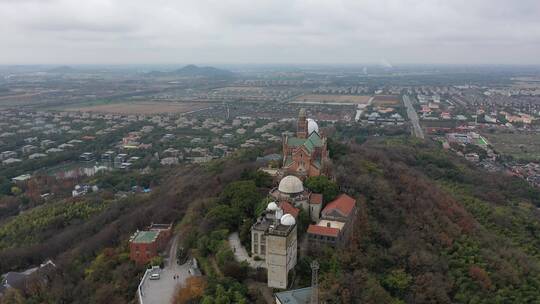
[148,64,235,78]
[47,66,76,74]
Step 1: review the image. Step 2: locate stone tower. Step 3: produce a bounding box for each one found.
[297,108,308,139]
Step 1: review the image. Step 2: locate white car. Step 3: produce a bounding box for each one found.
[149,273,160,280]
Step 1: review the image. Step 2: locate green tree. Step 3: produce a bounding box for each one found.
[220,181,262,218]
[305,176,339,203]
[382,269,412,296]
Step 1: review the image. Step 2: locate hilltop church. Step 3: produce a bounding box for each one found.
[282,109,329,178]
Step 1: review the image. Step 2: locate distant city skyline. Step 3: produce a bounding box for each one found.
[1,0,539,65]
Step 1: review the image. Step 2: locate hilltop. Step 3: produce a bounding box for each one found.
[147,64,235,78]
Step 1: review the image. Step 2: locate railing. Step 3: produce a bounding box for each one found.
[137,268,152,304]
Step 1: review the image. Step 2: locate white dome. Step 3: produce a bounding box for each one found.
[278,175,304,194]
[307,118,319,135]
[267,201,278,211]
[280,214,296,226]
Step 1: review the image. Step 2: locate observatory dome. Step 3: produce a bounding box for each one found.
[278,175,304,194]
[266,201,279,211]
[280,214,296,226]
[307,118,319,135]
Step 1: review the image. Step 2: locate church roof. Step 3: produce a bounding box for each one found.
[283,157,294,167]
[287,137,306,147]
[303,132,323,153]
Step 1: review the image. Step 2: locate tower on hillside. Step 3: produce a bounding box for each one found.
[311,260,319,304]
[251,202,298,289]
[297,108,308,138]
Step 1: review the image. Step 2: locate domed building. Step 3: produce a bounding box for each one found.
[270,175,322,222]
[251,202,298,289]
[282,108,329,178]
[277,175,304,194]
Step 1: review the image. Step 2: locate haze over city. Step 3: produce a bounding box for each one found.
[1,0,540,65]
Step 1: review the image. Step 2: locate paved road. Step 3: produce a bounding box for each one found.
[228,232,266,269]
[140,235,192,304]
[403,95,425,139]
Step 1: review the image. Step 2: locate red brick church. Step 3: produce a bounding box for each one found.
[282,109,329,178]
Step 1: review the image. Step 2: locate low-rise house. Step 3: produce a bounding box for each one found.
[40,139,55,149]
[2,158,21,165]
[0,260,56,297]
[29,153,47,160]
[160,157,179,166]
[0,151,17,160]
[11,174,32,184]
[79,152,95,162]
[46,148,64,154]
[72,184,99,197]
[21,145,37,154]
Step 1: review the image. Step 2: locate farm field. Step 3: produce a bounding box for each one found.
[292,94,372,105]
[483,131,540,161]
[372,95,401,106]
[64,101,211,115]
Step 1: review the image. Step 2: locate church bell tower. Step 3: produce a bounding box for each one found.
[297,108,308,139]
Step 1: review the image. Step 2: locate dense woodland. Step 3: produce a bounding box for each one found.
[2,135,540,303]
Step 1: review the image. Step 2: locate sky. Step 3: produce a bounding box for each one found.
[1,0,539,65]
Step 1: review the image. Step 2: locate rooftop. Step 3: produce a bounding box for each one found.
[307,224,340,237]
[323,194,356,217]
[275,287,312,304]
[309,193,323,205]
[131,230,159,244]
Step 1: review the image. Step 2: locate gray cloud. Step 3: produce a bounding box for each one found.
[0,0,539,64]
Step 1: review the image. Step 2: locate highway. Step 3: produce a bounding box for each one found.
[403,95,425,139]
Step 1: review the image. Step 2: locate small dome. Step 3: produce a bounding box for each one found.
[278,175,304,194]
[307,118,319,135]
[267,201,278,211]
[280,214,296,226]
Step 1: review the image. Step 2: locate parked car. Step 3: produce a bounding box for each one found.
[149,273,160,280]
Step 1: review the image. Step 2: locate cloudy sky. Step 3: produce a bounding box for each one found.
[1,0,539,65]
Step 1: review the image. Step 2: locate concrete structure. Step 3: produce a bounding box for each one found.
[282,109,329,178]
[129,223,172,265]
[251,203,298,289]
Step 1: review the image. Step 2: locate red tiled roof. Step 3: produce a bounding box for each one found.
[322,194,356,217]
[307,224,339,237]
[309,193,323,205]
[279,201,299,218]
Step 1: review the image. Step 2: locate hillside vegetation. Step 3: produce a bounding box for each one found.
[321,138,540,303]
[2,138,540,303]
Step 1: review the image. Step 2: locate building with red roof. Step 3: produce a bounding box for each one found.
[307,194,357,247]
[322,194,356,220]
[279,201,300,218]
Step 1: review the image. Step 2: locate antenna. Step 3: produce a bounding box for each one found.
[311,260,319,304]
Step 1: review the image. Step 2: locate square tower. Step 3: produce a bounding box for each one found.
[297,108,308,139]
